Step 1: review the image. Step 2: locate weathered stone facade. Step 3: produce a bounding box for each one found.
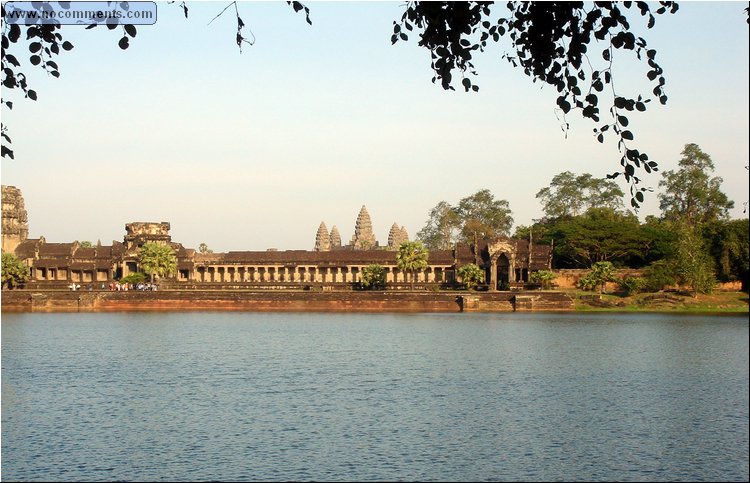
[387,223,409,250]
[3,189,553,290]
[2,185,29,253]
[329,225,341,248]
[349,205,377,249]
[314,222,330,251]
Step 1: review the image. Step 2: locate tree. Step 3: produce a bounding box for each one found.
[701,219,749,291]
[393,2,681,207]
[119,272,147,285]
[530,270,557,290]
[397,240,428,290]
[76,240,93,248]
[198,243,213,254]
[2,251,29,289]
[578,261,617,293]
[455,189,513,245]
[551,207,648,268]
[673,223,716,296]
[642,259,677,292]
[416,201,462,250]
[658,143,734,225]
[138,242,177,283]
[536,171,624,219]
[0,1,311,159]
[457,263,484,289]
[2,1,696,205]
[360,264,387,290]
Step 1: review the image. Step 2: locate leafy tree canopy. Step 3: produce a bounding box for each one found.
[658,143,734,225]
[455,189,514,244]
[457,263,484,289]
[578,260,618,293]
[416,201,462,250]
[536,171,624,219]
[701,218,749,289]
[360,264,387,290]
[673,222,716,295]
[1,0,699,209]
[138,242,177,282]
[393,1,681,207]
[2,251,29,289]
[417,189,513,249]
[397,240,429,289]
[551,207,648,268]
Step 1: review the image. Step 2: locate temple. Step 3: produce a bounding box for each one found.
[2,186,552,290]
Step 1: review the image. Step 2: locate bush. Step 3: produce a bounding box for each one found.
[618,276,645,296]
[457,263,484,289]
[643,260,677,292]
[577,273,598,291]
[577,261,617,293]
[120,272,147,285]
[360,264,387,290]
[530,270,556,289]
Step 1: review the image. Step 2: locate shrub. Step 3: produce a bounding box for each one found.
[643,260,677,292]
[618,276,646,296]
[457,263,484,289]
[530,270,557,289]
[120,272,147,285]
[360,264,387,290]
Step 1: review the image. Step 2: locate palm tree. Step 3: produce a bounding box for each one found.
[397,240,428,290]
[138,242,177,283]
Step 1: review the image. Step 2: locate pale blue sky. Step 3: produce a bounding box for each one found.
[1,1,748,251]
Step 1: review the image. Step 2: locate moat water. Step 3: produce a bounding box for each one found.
[2,312,748,482]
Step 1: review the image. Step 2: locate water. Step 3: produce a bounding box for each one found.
[2,312,748,482]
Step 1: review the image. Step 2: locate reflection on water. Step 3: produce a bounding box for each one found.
[2,312,748,481]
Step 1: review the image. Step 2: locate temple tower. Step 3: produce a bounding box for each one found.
[400,225,409,244]
[329,225,341,249]
[314,222,330,251]
[350,205,377,249]
[387,222,409,250]
[124,222,171,250]
[2,185,29,253]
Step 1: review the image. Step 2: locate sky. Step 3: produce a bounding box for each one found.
[1,1,748,252]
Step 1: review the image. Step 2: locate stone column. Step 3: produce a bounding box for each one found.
[490,257,498,291]
[509,256,516,283]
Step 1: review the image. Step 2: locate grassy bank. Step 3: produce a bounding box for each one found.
[569,289,749,313]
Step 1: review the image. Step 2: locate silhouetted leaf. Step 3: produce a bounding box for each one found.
[62,41,74,51]
[124,24,137,37]
[6,54,20,67]
[27,89,37,100]
[118,36,129,50]
[29,55,41,65]
[29,42,41,53]
[622,130,634,140]
[1,145,15,159]
[8,24,21,43]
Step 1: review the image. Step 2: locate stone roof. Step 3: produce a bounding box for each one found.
[14,239,41,259]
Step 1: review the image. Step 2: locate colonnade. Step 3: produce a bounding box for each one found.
[192,264,454,284]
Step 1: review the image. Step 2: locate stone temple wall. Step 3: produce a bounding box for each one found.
[2,185,29,253]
